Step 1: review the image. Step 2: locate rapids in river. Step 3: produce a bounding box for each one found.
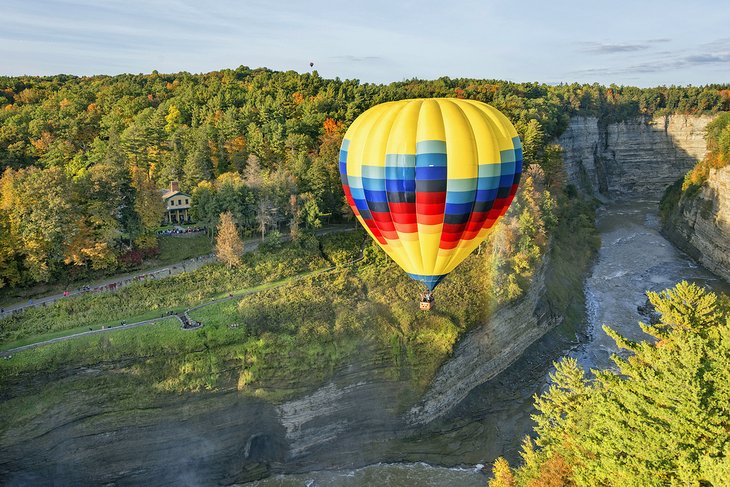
[247,197,728,486]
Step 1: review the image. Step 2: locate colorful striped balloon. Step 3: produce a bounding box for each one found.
[339,98,522,291]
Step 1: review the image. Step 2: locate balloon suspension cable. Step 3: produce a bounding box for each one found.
[419,288,434,303]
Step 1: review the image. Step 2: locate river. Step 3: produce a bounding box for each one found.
[246,197,728,486]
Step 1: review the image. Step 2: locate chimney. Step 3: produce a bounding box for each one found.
[170,181,180,192]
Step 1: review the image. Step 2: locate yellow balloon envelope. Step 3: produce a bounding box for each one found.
[339,98,522,291]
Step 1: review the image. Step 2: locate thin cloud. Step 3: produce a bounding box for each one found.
[573,50,730,76]
[582,42,651,54]
[580,38,671,54]
[330,55,386,63]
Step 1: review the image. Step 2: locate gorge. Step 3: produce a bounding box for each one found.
[1,112,728,487]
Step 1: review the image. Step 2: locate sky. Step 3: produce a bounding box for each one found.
[2,0,729,87]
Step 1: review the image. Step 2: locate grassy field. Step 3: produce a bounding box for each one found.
[0,196,598,402]
[0,235,329,344]
[156,234,213,264]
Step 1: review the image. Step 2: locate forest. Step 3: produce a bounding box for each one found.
[1,67,729,289]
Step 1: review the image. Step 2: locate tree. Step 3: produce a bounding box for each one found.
[289,194,301,240]
[1,167,75,282]
[243,154,263,189]
[133,174,165,249]
[183,129,213,190]
[215,211,243,267]
[255,197,275,241]
[502,282,730,486]
[489,458,516,487]
[520,119,544,167]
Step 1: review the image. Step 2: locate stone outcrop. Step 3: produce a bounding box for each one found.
[406,260,560,425]
[663,166,730,282]
[559,114,712,197]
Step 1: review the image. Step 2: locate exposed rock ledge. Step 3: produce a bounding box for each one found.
[276,258,562,461]
[406,259,559,425]
[663,166,730,282]
[559,114,711,197]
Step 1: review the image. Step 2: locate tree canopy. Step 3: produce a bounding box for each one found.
[1,67,728,287]
[490,281,730,487]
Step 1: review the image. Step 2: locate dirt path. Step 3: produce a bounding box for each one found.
[0,225,355,318]
[0,229,364,358]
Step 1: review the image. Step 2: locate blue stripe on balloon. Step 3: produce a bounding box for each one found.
[350,186,365,200]
[362,176,386,191]
[353,198,370,212]
[407,272,446,291]
[444,202,474,215]
[445,190,476,204]
[363,189,388,202]
[416,140,447,154]
[500,149,515,163]
[385,154,416,166]
[386,178,416,193]
[500,161,515,174]
[476,188,498,202]
[476,175,501,190]
[499,174,515,187]
[385,166,416,180]
[415,165,448,180]
[478,164,502,178]
[361,166,385,179]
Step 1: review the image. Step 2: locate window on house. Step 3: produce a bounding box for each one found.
[170,200,174,206]
[185,199,189,205]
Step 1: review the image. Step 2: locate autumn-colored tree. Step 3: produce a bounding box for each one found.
[215,211,243,267]
[133,174,165,249]
[489,457,516,487]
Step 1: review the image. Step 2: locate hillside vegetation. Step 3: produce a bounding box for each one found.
[489,282,730,486]
[1,69,727,289]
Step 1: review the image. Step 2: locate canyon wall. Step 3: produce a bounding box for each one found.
[559,114,712,197]
[663,166,730,282]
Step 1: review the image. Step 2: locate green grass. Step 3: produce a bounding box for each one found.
[156,234,212,265]
[0,196,600,403]
[0,237,327,345]
[0,318,187,377]
[0,308,187,352]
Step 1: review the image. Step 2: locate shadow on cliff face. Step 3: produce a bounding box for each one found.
[558,114,712,199]
[0,385,288,486]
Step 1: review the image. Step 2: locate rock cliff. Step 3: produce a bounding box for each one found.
[559,115,712,197]
[663,166,730,282]
[0,253,574,486]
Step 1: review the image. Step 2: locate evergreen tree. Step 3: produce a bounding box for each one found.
[502,281,730,487]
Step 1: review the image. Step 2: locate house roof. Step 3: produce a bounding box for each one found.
[162,190,191,200]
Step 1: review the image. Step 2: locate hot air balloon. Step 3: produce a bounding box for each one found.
[338,98,522,309]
